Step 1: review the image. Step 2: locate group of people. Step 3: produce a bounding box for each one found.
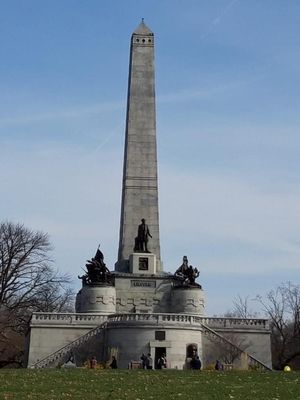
[89,355,118,369]
[140,353,153,369]
[140,353,168,369]
[86,353,226,371]
[156,354,167,369]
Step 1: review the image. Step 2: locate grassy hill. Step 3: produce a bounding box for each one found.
[0,369,299,400]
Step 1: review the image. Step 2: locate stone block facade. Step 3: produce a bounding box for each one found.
[26,312,271,370]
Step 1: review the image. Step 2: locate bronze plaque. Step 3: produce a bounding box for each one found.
[139,257,149,270]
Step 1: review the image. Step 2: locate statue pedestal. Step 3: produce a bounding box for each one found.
[76,284,116,313]
[129,253,156,275]
[171,286,205,315]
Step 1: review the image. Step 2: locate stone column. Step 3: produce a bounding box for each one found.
[116,21,162,272]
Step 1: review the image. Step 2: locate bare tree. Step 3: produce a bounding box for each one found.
[1,222,67,308]
[31,286,74,313]
[225,294,258,319]
[206,332,252,365]
[216,333,250,365]
[256,282,300,370]
[0,221,74,367]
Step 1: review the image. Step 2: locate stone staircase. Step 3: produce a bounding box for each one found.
[30,321,107,368]
[201,323,272,371]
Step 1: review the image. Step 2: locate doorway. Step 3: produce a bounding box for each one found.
[155,347,166,369]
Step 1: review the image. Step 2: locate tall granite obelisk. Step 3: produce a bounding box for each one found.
[116,20,162,273]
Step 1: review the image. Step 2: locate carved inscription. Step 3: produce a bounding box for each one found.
[131,280,156,288]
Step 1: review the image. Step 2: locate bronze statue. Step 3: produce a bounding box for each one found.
[174,256,200,287]
[134,218,152,253]
[187,265,199,285]
[175,255,189,281]
[78,245,112,285]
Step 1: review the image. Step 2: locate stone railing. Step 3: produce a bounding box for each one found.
[107,314,269,331]
[201,323,272,371]
[107,313,207,327]
[30,312,269,331]
[200,317,269,331]
[31,312,108,326]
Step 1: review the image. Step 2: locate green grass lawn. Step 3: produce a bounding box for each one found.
[0,369,299,400]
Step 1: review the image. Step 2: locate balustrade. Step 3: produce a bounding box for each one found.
[31,312,269,331]
[31,312,108,326]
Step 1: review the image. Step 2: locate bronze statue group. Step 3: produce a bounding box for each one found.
[78,246,112,285]
[175,255,201,287]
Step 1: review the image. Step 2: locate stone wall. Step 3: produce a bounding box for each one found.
[26,312,271,369]
[105,323,202,369]
[202,317,272,368]
[114,274,205,314]
[26,313,107,366]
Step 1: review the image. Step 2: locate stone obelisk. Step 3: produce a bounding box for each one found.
[116,20,162,273]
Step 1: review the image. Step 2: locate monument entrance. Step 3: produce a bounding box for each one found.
[155,347,166,369]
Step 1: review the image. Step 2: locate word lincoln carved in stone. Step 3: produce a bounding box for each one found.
[131,280,156,288]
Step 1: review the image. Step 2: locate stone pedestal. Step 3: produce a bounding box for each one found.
[171,286,205,315]
[76,285,116,314]
[129,253,156,275]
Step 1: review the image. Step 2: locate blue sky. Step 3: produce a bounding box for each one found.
[1,0,300,315]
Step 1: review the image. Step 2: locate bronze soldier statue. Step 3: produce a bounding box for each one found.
[175,256,190,283]
[175,256,200,287]
[78,245,111,285]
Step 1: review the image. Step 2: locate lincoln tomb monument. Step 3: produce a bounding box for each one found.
[26,21,272,370]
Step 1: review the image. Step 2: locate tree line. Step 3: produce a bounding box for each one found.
[229,287,300,370]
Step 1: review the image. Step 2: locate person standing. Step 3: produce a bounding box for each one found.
[215,360,223,370]
[140,353,147,369]
[146,353,153,370]
[110,356,117,369]
[159,354,167,369]
[191,356,201,370]
[90,356,97,369]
